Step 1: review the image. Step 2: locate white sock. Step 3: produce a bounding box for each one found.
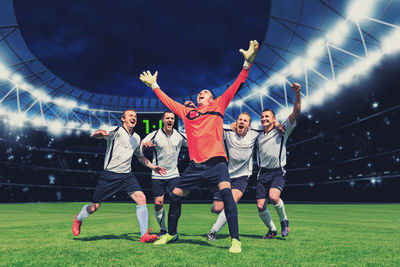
[211,209,227,233]
[258,208,276,231]
[136,205,149,237]
[76,204,90,221]
[154,208,166,231]
[274,199,288,222]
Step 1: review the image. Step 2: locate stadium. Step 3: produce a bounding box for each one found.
[0,0,399,265]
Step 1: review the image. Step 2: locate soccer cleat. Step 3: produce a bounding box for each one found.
[72,214,82,236]
[229,238,242,253]
[263,230,277,239]
[280,220,290,237]
[157,229,167,237]
[140,228,158,243]
[154,233,179,245]
[206,230,217,241]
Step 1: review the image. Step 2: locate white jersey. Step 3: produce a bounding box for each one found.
[103,126,142,174]
[256,117,296,169]
[223,126,261,179]
[142,129,187,179]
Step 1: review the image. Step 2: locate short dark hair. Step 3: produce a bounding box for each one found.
[262,108,275,117]
[121,108,136,118]
[162,110,175,120]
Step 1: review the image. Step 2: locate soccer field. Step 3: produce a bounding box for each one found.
[0,203,399,266]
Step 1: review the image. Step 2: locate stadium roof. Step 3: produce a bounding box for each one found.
[0,0,399,132]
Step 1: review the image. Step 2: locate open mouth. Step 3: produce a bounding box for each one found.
[238,125,244,130]
[167,122,173,127]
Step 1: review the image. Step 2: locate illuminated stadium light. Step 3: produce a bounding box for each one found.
[347,0,375,23]
[65,100,78,109]
[381,30,400,55]
[0,65,11,80]
[31,117,46,127]
[327,21,349,46]
[47,120,64,136]
[80,123,91,131]
[309,90,325,106]
[370,178,376,184]
[11,73,23,84]
[307,39,325,59]
[324,81,338,95]
[288,57,303,78]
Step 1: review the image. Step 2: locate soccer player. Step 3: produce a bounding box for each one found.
[205,112,261,241]
[256,82,301,239]
[72,109,166,243]
[139,40,259,253]
[141,111,187,236]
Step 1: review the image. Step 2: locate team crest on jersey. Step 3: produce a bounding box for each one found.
[188,110,200,119]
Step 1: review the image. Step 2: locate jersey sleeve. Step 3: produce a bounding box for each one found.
[104,126,119,140]
[153,87,188,119]
[283,117,297,140]
[216,68,249,110]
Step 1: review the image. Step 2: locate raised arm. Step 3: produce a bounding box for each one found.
[288,83,301,125]
[140,71,187,118]
[219,40,259,109]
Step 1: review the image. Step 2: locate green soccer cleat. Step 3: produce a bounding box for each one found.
[154,233,179,245]
[229,238,242,253]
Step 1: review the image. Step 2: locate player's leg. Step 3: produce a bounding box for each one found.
[208,189,243,241]
[256,177,277,239]
[269,170,289,237]
[72,202,100,236]
[72,171,119,236]
[269,188,289,237]
[152,179,167,236]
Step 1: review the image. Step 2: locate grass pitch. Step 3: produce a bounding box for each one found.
[0,202,399,266]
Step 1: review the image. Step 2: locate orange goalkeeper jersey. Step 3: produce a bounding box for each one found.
[153,67,249,163]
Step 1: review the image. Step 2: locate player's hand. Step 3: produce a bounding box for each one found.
[154,166,167,176]
[239,40,259,63]
[142,141,156,148]
[139,71,158,88]
[90,129,109,139]
[184,100,197,108]
[230,122,237,131]
[274,122,286,134]
[291,82,301,94]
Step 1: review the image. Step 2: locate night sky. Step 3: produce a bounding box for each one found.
[14,0,270,97]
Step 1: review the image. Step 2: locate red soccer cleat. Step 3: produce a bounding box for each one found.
[72,214,82,236]
[140,228,158,243]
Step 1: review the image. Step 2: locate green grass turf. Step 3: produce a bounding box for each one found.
[0,203,399,266]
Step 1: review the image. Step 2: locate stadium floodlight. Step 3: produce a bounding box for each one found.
[0,65,11,80]
[276,108,291,121]
[304,57,316,69]
[65,100,78,109]
[347,0,375,23]
[381,30,400,55]
[53,98,66,107]
[11,73,23,84]
[234,99,243,107]
[66,121,79,129]
[309,90,325,106]
[31,89,51,102]
[324,81,339,94]
[31,117,46,127]
[272,73,286,84]
[288,57,303,78]
[307,39,325,59]
[327,21,349,46]
[81,123,91,131]
[47,120,64,136]
[8,113,27,127]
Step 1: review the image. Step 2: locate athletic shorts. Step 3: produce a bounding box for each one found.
[152,177,180,198]
[176,157,231,191]
[92,171,142,203]
[213,175,250,201]
[256,168,286,200]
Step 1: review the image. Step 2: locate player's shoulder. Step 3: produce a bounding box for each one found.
[132,132,141,142]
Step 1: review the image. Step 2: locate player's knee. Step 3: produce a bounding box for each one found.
[212,202,224,213]
[269,195,280,205]
[134,192,146,206]
[88,203,100,213]
[257,203,266,212]
[172,187,184,197]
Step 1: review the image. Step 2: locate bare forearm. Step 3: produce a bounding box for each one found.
[289,91,301,124]
[138,156,155,170]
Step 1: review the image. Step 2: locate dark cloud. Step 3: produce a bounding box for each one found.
[14,0,270,97]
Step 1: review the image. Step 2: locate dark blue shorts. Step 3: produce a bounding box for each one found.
[152,177,180,198]
[256,168,286,200]
[176,158,231,191]
[92,171,142,203]
[213,175,249,201]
